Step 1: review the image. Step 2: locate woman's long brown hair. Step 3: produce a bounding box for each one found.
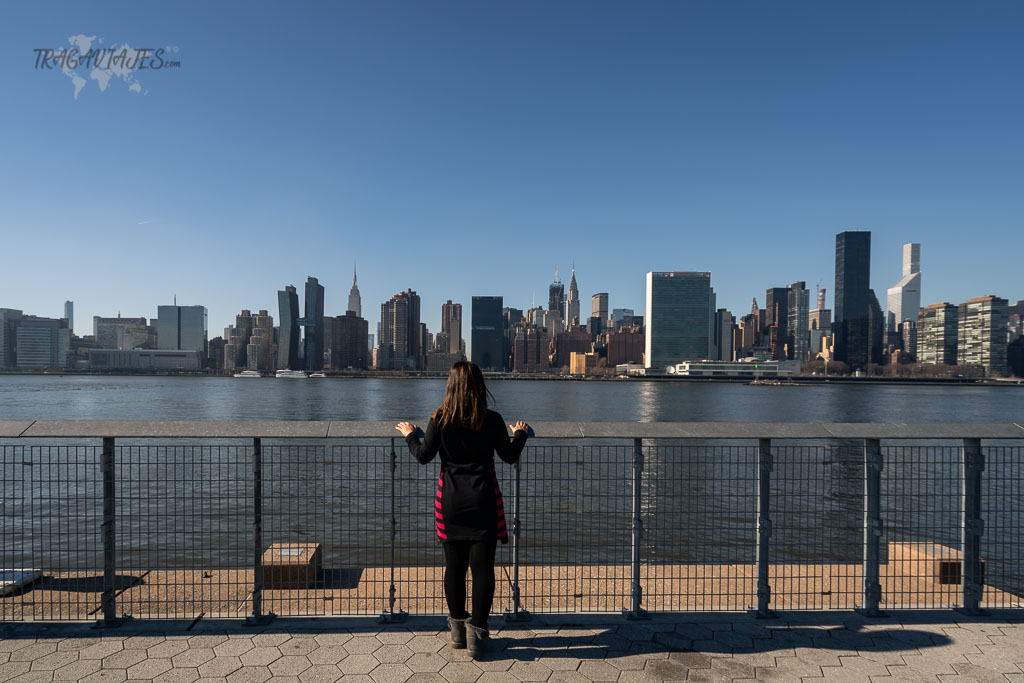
[432,361,491,430]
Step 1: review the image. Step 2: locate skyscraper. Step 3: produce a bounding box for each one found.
[565,267,580,326]
[246,310,275,372]
[786,281,809,360]
[764,287,789,360]
[917,303,958,365]
[548,268,565,314]
[610,308,634,331]
[347,264,362,318]
[277,285,300,371]
[471,296,505,371]
[887,243,922,336]
[303,276,325,371]
[834,231,872,369]
[644,272,716,371]
[0,309,22,368]
[809,291,832,360]
[607,326,644,366]
[957,296,1009,376]
[592,293,608,334]
[441,300,463,354]
[512,325,550,372]
[64,301,73,335]
[157,304,208,356]
[3,313,69,369]
[225,310,254,369]
[714,308,735,362]
[764,287,788,340]
[331,310,369,370]
[868,290,885,366]
[379,289,422,370]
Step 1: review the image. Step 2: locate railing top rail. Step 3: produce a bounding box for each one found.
[4,419,1024,439]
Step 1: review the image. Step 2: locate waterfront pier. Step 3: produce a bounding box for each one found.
[2,420,1022,680]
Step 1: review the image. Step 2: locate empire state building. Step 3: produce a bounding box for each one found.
[347,265,362,317]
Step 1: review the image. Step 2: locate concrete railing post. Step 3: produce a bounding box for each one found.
[860,438,886,617]
[959,438,986,616]
[754,438,775,618]
[623,438,648,620]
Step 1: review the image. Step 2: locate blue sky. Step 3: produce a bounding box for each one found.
[2,1,1022,341]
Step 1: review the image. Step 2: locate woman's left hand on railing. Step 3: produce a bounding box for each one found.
[395,421,417,438]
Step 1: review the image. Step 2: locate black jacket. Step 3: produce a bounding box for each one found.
[405,409,528,542]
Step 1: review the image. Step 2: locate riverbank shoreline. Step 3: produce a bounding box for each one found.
[2,370,1021,386]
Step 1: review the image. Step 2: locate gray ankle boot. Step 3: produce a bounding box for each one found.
[447,616,468,649]
[465,622,489,659]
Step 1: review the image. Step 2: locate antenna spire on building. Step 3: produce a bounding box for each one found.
[554,266,560,283]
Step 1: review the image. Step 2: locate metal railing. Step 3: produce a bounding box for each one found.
[1,420,1023,625]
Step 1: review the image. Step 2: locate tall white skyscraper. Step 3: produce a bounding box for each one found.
[886,243,922,333]
[64,301,73,335]
[347,264,362,318]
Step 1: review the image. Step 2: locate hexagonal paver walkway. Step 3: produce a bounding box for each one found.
[2,610,1022,682]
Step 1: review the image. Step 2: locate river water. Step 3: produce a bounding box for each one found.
[1,374,1022,422]
[1,376,1022,610]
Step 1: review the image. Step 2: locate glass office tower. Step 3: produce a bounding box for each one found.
[471,296,505,371]
[645,272,715,371]
[277,285,300,370]
[303,276,325,371]
[834,231,872,369]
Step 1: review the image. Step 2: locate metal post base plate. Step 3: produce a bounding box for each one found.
[621,608,650,621]
[244,613,276,627]
[92,615,133,630]
[504,608,531,622]
[748,609,778,620]
[378,609,408,624]
[855,608,889,618]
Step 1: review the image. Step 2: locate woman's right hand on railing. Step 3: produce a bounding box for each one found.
[510,421,529,435]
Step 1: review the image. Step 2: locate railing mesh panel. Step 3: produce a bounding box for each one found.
[262,443,389,616]
[116,445,251,619]
[1,438,1022,621]
[642,444,757,611]
[771,444,863,610]
[981,446,1024,608]
[1,445,102,621]
[881,446,963,609]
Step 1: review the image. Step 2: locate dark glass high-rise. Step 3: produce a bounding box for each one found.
[834,231,872,369]
[303,276,325,371]
[277,285,300,370]
[471,296,505,371]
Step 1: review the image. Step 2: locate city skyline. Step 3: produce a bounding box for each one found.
[5,226,1023,374]
[2,3,1023,343]
[7,240,1023,358]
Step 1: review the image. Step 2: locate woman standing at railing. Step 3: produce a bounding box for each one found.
[396,361,529,659]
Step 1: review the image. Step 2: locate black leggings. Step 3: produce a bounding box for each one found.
[442,539,497,628]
